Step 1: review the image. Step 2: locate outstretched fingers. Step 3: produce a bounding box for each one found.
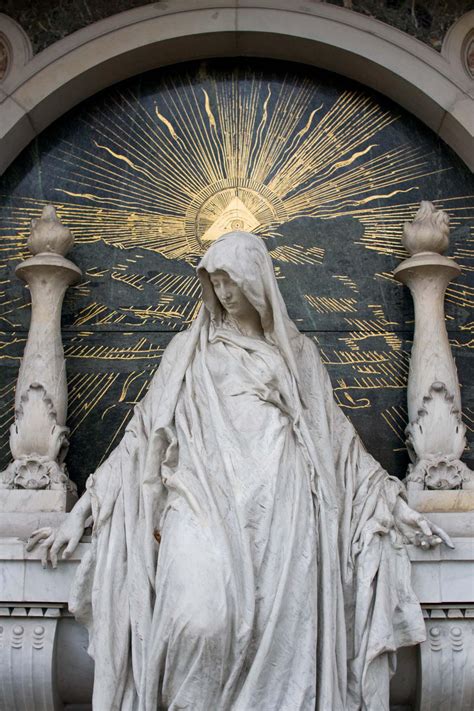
[49,536,68,569]
[26,527,72,568]
[26,527,53,551]
[417,517,434,539]
[62,532,82,559]
[414,518,455,550]
[26,528,56,568]
[430,522,455,549]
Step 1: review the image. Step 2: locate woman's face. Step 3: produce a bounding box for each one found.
[209,270,257,320]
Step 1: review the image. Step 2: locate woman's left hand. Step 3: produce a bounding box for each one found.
[393,496,454,550]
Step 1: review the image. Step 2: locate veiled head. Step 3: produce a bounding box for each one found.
[197,231,301,380]
[197,231,277,331]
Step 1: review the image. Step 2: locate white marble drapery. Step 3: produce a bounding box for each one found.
[70,232,426,710]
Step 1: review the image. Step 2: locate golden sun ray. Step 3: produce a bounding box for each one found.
[0,64,471,468]
[0,67,471,342]
[1,69,472,277]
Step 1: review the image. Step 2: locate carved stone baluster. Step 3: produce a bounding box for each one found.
[0,205,81,510]
[394,201,473,493]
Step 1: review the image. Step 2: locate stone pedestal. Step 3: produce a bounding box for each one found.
[0,489,77,513]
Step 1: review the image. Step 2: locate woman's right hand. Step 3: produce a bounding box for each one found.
[26,491,92,568]
[26,513,86,568]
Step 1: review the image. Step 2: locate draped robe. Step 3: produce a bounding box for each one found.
[70,231,426,710]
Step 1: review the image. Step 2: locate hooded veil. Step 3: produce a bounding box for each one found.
[197,231,301,376]
[70,231,426,711]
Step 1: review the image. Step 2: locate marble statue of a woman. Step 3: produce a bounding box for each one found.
[29,231,451,711]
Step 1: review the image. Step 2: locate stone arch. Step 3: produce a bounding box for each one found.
[0,1,472,175]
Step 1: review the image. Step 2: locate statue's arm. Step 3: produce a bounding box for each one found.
[26,331,187,566]
[26,387,151,567]
[303,336,453,550]
[329,375,453,549]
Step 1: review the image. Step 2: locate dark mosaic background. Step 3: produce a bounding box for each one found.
[0,59,472,491]
[0,0,471,54]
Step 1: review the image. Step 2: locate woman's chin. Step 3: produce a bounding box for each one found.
[224,305,239,315]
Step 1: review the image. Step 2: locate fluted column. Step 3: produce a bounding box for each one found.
[0,206,81,507]
[394,201,472,492]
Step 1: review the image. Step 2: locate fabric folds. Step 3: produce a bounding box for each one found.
[70,231,425,711]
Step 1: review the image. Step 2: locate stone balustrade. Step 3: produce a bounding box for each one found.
[1,534,473,710]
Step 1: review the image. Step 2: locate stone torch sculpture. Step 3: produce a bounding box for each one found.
[394,201,473,500]
[0,206,81,512]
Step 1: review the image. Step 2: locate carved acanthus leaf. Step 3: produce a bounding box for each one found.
[404,381,473,490]
[10,382,69,463]
[0,382,72,491]
[406,381,466,463]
